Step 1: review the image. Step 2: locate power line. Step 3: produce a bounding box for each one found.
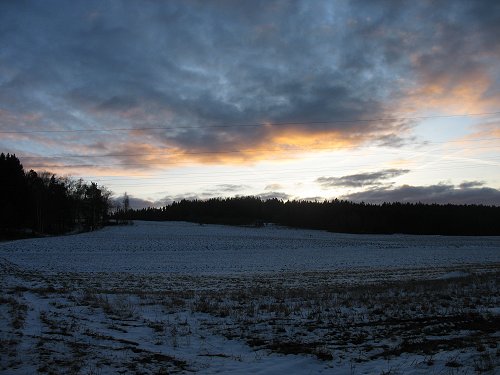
[1,111,500,134]
[67,152,500,182]
[22,153,500,170]
[5,163,498,190]
[19,158,500,189]
[72,163,500,189]
[15,137,500,160]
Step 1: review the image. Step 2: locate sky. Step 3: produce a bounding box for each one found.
[1,0,500,208]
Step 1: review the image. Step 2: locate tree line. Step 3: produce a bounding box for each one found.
[119,196,500,235]
[3,152,499,238]
[0,153,110,239]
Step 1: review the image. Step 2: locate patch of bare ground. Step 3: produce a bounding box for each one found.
[1,257,499,373]
[178,266,500,369]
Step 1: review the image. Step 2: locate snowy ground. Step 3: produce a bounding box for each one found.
[1,221,499,374]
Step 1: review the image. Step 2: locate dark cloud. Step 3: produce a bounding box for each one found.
[459,181,485,189]
[0,1,499,166]
[151,190,292,206]
[343,184,500,206]
[257,191,292,201]
[156,194,203,207]
[375,134,418,148]
[317,169,410,188]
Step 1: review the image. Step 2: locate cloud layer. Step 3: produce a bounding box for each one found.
[343,182,500,206]
[1,1,499,169]
[317,169,409,188]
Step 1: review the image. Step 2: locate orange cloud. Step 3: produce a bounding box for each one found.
[400,53,499,115]
[88,121,408,172]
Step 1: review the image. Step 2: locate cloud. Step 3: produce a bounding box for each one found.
[459,181,485,189]
[375,134,418,148]
[316,169,410,188]
[207,184,248,193]
[256,191,292,201]
[0,1,498,170]
[400,3,500,113]
[265,183,283,191]
[156,194,203,207]
[152,190,292,206]
[342,183,500,206]
[197,184,249,198]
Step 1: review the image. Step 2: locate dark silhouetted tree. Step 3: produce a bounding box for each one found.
[117,196,500,236]
[0,153,111,239]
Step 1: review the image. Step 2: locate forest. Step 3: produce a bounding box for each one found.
[0,153,110,239]
[118,196,500,236]
[2,152,500,238]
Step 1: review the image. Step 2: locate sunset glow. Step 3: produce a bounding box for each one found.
[1,1,499,207]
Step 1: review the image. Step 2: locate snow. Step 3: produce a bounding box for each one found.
[1,221,499,374]
[1,220,499,273]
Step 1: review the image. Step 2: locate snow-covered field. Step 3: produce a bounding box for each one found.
[1,221,499,374]
[2,221,500,274]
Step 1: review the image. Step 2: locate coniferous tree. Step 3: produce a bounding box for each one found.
[118,196,500,236]
[0,153,111,239]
